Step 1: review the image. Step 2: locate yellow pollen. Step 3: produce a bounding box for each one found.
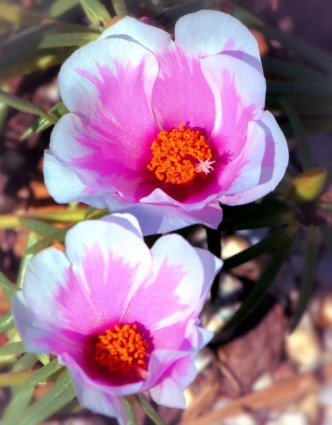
[147,123,214,185]
[95,324,150,376]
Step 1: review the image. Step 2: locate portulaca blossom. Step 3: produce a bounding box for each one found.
[44,10,289,235]
[12,214,222,424]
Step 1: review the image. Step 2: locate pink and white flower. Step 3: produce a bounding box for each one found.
[44,10,289,235]
[12,214,222,424]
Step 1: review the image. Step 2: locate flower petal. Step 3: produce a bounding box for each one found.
[149,354,197,408]
[43,151,107,208]
[108,201,222,235]
[175,10,261,64]
[57,220,152,332]
[202,53,266,116]
[59,36,158,118]
[100,16,172,53]
[152,45,217,133]
[125,234,219,331]
[220,111,289,205]
[70,372,128,425]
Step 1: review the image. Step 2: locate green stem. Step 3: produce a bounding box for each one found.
[123,397,138,425]
[0,208,90,229]
[137,394,167,425]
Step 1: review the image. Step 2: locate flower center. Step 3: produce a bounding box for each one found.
[94,323,153,377]
[147,123,215,185]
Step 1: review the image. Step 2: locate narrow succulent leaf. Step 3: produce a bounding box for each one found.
[0,272,19,301]
[137,394,167,425]
[2,359,62,425]
[124,397,138,425]
[18,218,58,236]
[290,226,319,330]
[262,57,324,81]
[19,370,76,425]
[206,227,222,301]
[257,23,332,72]
[281,116,332,138]
[268,80,332,97]
[0,90,54,121]
[280,98,314,171]
[0,49,74,80]
[17,232,40,289]
[266,96,332,115]
[232,5,263,26]
[156,0,218,27]
[38,32,98,48]
[0,3,45,26]
[220,199,295,231]
[0,370,35,387]
[21,102,68,139]
[48,0,80,17]
[0,342,26,357]
[223,225,297,271]
[13,353,39,372]
[0,313,14,333]
[112,0,128,15]
[223,231,297,331]
[26,228,67,255]
[84,207,109,219]
[79,0,112,28]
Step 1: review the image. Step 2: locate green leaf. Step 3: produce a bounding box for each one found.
[290,226,319,330]
[38,32,98,48]
[48,0,80,18]
[0,3,45,27]
[266,96,332,115]
[281,116,332,138]
[206,227,222,301]
[25,228,67,255]
[13,353,39,372]
[223,225,297,271]
[0,341,25,357]
[18,218,58,237]
[280,98,314,171]
[156,0,218,27]
[223,230,297,331]
[17,231,40,288]
[0,21,95,79]
[258,23,332,72]
[267,80,332,97]
[0,272,19,301]
[262,57,325,81]
[0,313,14,333]
[0,370,35,387]
[220,198,295,231]
[79,0,112,28]
[0,90,54,121]
[2,359,63,425]
[112,0,128,15]
[20,102,68,140]
[19,370,76,425]
[84,207,109,220]
[137,394,167,425]
[233,5,263,26]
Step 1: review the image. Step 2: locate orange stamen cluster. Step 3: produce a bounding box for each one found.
[95,323,151,376]
[147,123,214,185]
